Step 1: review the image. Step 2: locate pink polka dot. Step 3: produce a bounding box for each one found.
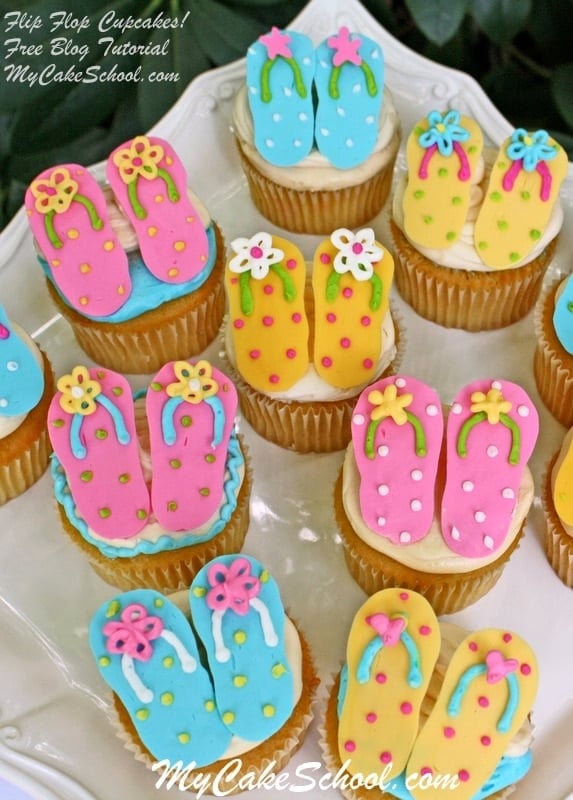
[375,673,387,684]
[344,740,356,752]
[419,625,431,635]
[380,751,392,764]
[400,702,412,715]
[363,358,373,370]
[478,696,490,708]
[503,633,512,643]
[366,712,377,723]
[521,663,531,675]
[400,592,409,601]
[233,319,244,329]
[420,767,433,776]
[263,285,273,295]
[292,313,302,323]
[286,258,297,269]
[249,350,260,360]
[458,770,470,783]
[322,357,332,368]
[230,277,238,284]
[320,253,331,264]
[361,316,371,326]
[269,374,280,384]
[481,736,491,747]
[469,641,478,652]
[326,313,337,323]
[286,349,296,359]
[263,316,274,326]
[443,726,455,738]
[340,337,351,349]
[343,287,353,298]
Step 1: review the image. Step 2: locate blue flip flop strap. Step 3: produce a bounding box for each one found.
[356,631,422,688]
[447,662,520,732]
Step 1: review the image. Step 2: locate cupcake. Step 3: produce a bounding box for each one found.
[48,359,251,591]
[391,112,568,330]
[0,308,54,505]
[233,26,400,234]
[542,428,573,587]
[321,587,538,800]
[534,274,573,427]
[223,228,403,453]
[89,554,318,792]
[334,375,539,614]
[25,135,225,374]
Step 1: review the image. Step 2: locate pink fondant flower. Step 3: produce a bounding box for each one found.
[366,613,406,646]
[327,26,362,67]
[485,650,519,683]
[259,27,292,60]
[103,603,164,661]
[206,557,261,615]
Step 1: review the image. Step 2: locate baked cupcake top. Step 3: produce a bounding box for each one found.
[224,228,397,401]
[25,135,219,322]
[343,374,539,573]
[48,359,246,558]
[0,306,44,440]
[393,110,568,271]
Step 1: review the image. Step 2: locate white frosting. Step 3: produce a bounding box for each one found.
[392,148,564,271]
[232,85,400,191]
[0,323,43,440]
[341,443,534,574]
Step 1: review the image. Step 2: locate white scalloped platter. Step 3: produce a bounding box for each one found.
[1,0,572,798]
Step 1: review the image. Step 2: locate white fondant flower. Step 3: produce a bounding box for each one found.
[229,232,284,280]
[331,228,383,281]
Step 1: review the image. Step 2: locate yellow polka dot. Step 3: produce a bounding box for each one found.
[204,700,215,712]
[263,704,275,718]
[186,216,195,223]
[174,241,186,252]
[166,156,173,165]
[234,631,246,645]
[233,675,248,687]
[99,656,111,667]
[67,228,79,239]
[193,587,206,597]
[148,226,158,237]
[106,600,120,617]
[155,194,164,203]
[163,656,174,668]
[178,732,191,744]
[26,209,33,216]
[161,692,174,706]
[168,268,179,277]
[200,255,207,262]
[80,263,91,274]
[136,709,149,721]
[51,259,61,267]
[79,296,89,306]
[222,712,235,725]
[117,285,125,295]
[272,663,287,678]
[260,570,269,583]
[154,598,164,607]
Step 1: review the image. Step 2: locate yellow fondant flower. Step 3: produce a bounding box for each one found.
[166,360,218,404]
[470,387,512,423]
[57,366,101,415]
[368,383,413,425]
[112,135,164,184]
[29,167,78,215]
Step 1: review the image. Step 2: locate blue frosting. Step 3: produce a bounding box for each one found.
[38,224,217,323]
[553,274,573,354]
[51,432,244,558]
[0,306,44,417]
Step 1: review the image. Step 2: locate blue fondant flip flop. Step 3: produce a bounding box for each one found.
[246,27,315,167]
[0,306,44,418]
[189,555,295,741]
[89,589,232,767]
[553,274,573,354]
[314,27,384,169]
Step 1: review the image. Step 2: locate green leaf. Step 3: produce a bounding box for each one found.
[551,63,573,128]
[470,0,532,44]
[481,63,556,130]
[404,0,469,46]
[184,0,267,64]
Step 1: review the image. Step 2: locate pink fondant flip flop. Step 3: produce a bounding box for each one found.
[441,379,539,557]
[48,366,150,539]
[351,375,444,545]
[106,135,209,284]
[26,165,131,316]
[146,360,238,532]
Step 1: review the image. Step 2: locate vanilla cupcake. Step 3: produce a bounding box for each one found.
[543,428,573,587]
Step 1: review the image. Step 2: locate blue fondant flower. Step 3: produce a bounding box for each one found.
[506,128,557,172]
[419,110,470,156]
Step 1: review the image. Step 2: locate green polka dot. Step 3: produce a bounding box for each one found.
[178,733,190,744]
[451,196,462,205]
[150,382,163,392]
[98,508,111,519]
[233,675,248,687]
[136,709,149,721]
[498,160,506,169]
[222,712,235,725]
[80,401,89,410]
[80,471,93,482]
[51,419,65,428]
[105,600,120,617]
[530,229,541,240]
[161,692,174,706]
[99,656,111,667]
[260,570,269,583]
[438,168,448,177]
[95,429,108,440]
[413,190,425,199]
[446,232,456,241]
[263,704,275,718]
[521,190,530,200]
[169,459,181,469]
[497,220,508,231]
[119,473,130,483]
[199,488,210,497]
[205,454,216,463]
[112,387,123,396]
[204,700,215,712]
[478,241,488,250]
[234,631,247,645]
[96,371,106,380]
[489,191,502,202]
[181,415,192,427]
[414,125,425,136]
[136,509,147,520]
[154,598,164,608]
[567,302,573,313]
[468,145,478,154]
[509,252,520,262]
[167,501,178,512]
[163,656,174,668]
[423,215,433,224]
[193,587,207,597]
[272,663,287,678]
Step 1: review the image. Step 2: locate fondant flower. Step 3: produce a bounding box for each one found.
[259,26,292,60]
[419,110,470,157]
[206,557,261,615]
[331,228,383,281]
[485,650,519,684]
[506,128,557,172]
[166,360,218,404]
[368,383,413,425]
[112,135,164,184]
[57,366,101,416]
[103,603,164,662]
[470,387,512,424]
[29,167,79,215]
[366,613,406,647]
[327,26,362,67]
[229,232,284,280]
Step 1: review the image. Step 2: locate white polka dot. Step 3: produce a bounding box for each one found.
[302,56,311,65]
[337,107,346,117]
[400,532,411,543]
[410,499,422,511]
[298,112,308,121]
[517,405,529,417]
[502,487,515,500]
[483,535,495,550]
[293,139,301,147]
[7,361,18,371]
[426,404,438,416]
[0,398,8,409]
[320,59,329,68]
[377,517,386,527]
[487,445,499,458]
[248,47,256,56]
[395,377,407,388]
[272,113,281,122]
[320,128,330,137]
[462,481,474,492]
[345,138,354,148]
[365,115,375,124]
[353,83,362,93]
[451,526,461,541]
[411,469,423,481]
[265,139,275,148]
[378,484,390,496]
[474,511,486,523]
[283,87,292,96]
[491,381,502,390]
[249,86,257,94]
[371,49,379,59]
[452,403,462,414]
[352,414,366,426]
[377,445,389,457]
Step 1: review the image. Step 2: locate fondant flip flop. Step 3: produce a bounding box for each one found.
[337,588,440,780]
[406,629,538,800]
[554,274,573,355]
[226,232,309,393]
[314,27,384,169]
[474,128,568,268]
[246,27,315,167]
[553,430,573,527]
[89,589,232,766]
[189,555,295,741]
[402,110,483,249]
[312,228,394,389]
[48,366,150,539]
[0,308,44,418]
[147,360,237,532]
[351,376,444,544]
[25,164,131,316]
[441,379,539,558]
[106,135,209,284]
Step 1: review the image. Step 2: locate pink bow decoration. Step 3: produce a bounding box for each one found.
[206,557,261,615]
[485,650,519,684]
[327,26,362,68]
[366,613,406,646]
[103,603,164,661]
[259,27,292,61]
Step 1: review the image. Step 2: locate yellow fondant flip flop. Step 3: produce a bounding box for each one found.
[406,628,538,800]
[553,430,573,526]
[403,110,483,250]
[226,232,309,393]
[337,588,440,780]
[312,228,394,389]
[474,128,568,268]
